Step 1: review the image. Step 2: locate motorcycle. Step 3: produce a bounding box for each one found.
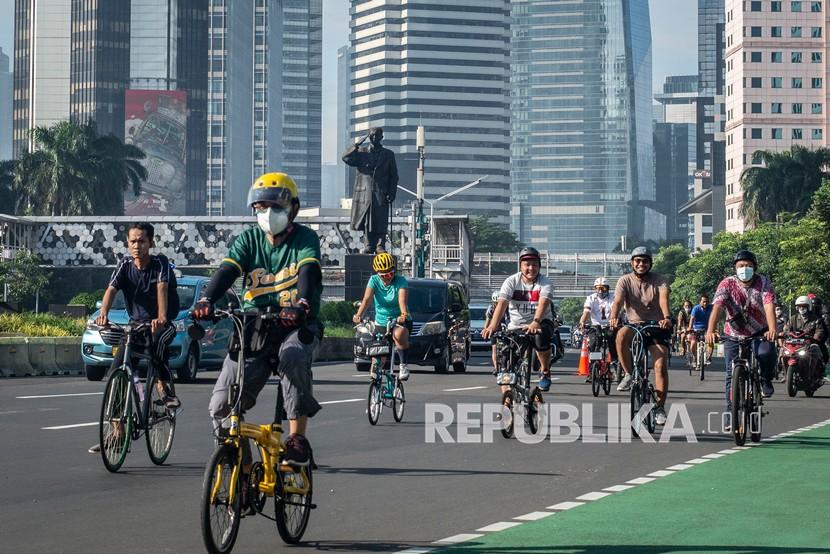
[780,331,825,397]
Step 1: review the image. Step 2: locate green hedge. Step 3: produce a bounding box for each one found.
[68,289,106,312]
[319,300,355,326]
[0,312,86,337]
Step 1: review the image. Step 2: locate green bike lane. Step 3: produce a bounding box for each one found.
[436,420,830,554]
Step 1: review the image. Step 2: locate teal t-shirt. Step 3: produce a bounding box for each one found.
[369,274,408,326]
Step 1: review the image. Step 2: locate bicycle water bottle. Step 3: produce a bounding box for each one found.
[133,374,145,402]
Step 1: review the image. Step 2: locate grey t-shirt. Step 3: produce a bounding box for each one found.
[498,272,555,329]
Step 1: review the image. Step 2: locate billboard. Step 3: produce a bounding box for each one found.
[124,90,188,215]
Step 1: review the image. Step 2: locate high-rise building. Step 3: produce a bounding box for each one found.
[207,0,321,216]
[69,1,131,140]
[337,44,351,198]
[511,0,659,252]
[348,0,511,224]
[13,0,72,158]
[128,0,208,215]
[0,47,12,160]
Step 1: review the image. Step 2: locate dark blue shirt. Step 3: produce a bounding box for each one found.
[109,255,179,322]
[690,304,712,331]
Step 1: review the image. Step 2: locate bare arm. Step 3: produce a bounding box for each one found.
[763,302,777,341]
[397,287,409,323]
[658,287,671,329]
[96,286,119,326]
[705,304,723,344]
[609,295,623,327]
[482,299,508,338]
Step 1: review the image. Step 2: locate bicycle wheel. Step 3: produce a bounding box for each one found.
[527,387,544,435]
[99,369,133,472]
[367,380,382,425]
[275,464,313,544]
[699,344,706,381]
[590,361,601,397]
[731,365,747,446]
[201,444,242,554]
[145,376,176,465]
[644,385,656,434]
[392,379,405,422]
[750,375,763,443]
[630,380,643,439]
[500,389,515,439]
[602,364,613,395]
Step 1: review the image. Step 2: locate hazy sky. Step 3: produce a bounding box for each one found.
[0,0,698,162]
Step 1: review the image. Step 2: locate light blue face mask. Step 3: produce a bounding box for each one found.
[736,266,754,282]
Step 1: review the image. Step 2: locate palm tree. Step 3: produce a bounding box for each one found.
[740,145,830,227]
[0,160,17,212]
[86,128,148,215]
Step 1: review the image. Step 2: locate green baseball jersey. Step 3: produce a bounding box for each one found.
[222,224,322,319]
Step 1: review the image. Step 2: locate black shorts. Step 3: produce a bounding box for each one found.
[642,327,672,348]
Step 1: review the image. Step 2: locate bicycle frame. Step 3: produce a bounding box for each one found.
[109,322,164,433]
[725,335,764,435]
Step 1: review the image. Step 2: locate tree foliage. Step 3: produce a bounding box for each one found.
[556,297,584,325]
[652,243,689,284]
[0,251,52,303]
[470,215,521,253]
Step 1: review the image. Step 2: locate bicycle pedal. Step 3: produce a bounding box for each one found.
[309,503,318,509]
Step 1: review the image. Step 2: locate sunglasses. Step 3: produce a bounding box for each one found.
[632,258,651,265]
[378,271,394,278]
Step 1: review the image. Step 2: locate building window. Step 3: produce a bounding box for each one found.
[772,102,783,113]
[792,1,803,10]
[812,27,823,38]
[771,52,782,63]
[792,77,803,88]
[751,128,763,139]
[751,51,762,62]
[750,26,762,37]
[751,0,762,9]
[793,128,804,139]
[752,151,764,164]
[772,128,783,139]
[812,2,822,12]
[812,51,823,63]
[793,103,803,114]
[772,77,783,88]
[792,27,802,37]
[812,102,823,113]
[751,103,763,113]
[813,128,823,139]
[751,77,763,88]
[813,77,823,88]
[792,51,803,63]
[772,1,783,10]
[772,26,783,37]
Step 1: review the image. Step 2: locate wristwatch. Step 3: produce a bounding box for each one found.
[533,318,542,324]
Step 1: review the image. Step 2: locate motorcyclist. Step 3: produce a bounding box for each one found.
[784,296,829,372]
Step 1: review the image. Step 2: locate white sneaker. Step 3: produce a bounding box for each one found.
[88,443,101,453]
[616,373,633,392]
[398,364,410,381]
[654,406,667,426]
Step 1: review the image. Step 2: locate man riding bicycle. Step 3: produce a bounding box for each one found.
[578,277,618,379]
[676,300,692,355]
[609,246,672,426]
[481,247,559,392]
[687,294,714,364]
[195,172,322,466]
[706,249,778,417]
[352,251,412,381]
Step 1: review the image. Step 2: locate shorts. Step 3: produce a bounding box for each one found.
[641,326,672,348]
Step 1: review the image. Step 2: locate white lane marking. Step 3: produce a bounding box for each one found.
[42,422,97,430]
[732,446,752,450]
[546,501,584,510]
[626,477,656,485]
[17,392,103,399]
[702,453,725,459]
[647,470,675,478]
[443,386,488,392]
[666,463,693,471]
[603,484,635,492]
[477,521,523,532]
[513,511,554,521]
[718,449,740,454]
[576,491,612,501]
[432,533,484,545]
[319,398,362,405]
[684,458,711,464]
[396,549,435,554]
[0,408,61,416]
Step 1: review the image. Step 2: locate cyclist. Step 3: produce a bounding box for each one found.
[705,250,777,417]
[352,251,411,381]
[784,295,829,367]
[687,294,714,364]
[578,277,618,380]
[485,290,508,373]
[676,299,692,355]
[609,246,672,426]
[89,222,181,453]
[195,172,323,467]
[481,247,558,392]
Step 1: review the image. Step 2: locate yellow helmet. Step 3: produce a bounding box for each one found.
[372,252,395,272]
[247,172,299,208]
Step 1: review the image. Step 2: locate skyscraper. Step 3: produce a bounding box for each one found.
[511,0,659,252]
[207,0,321,216]
[337,44,351,198]
[724,0,827,232]
[348,0,511,223]
[128,0,208,215]
[13,0,72,158]
[0,47,12,160]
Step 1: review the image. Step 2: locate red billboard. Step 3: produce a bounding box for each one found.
[124,90,188,215]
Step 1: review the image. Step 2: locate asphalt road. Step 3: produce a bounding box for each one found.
[1,351,828,553]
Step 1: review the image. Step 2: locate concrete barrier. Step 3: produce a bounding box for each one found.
[0,337,33,377]
[54,337,84,374]
[27,337,58,375]
[313,337,353,362]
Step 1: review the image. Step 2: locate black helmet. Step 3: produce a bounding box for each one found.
[519,246,541,262]
[733,249,757,266]
[630,246,652,260]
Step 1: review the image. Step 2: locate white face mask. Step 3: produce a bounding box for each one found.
[736,266,754,282]
[797,306,809,315]
[256,207,290,236]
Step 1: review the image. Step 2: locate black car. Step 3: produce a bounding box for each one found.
[354,278,470,373]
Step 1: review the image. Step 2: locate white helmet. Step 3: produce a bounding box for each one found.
[795,295,811,307]
[491,291,500,302]
[593,277,608,288]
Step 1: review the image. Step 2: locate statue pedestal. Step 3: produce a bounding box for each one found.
[344,253,397,302]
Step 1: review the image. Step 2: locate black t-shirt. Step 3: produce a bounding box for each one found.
[109,255,180,322]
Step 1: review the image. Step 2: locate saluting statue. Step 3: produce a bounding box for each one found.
[342,127,399,254]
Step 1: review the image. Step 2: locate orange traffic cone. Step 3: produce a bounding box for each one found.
[577,337,590,376]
